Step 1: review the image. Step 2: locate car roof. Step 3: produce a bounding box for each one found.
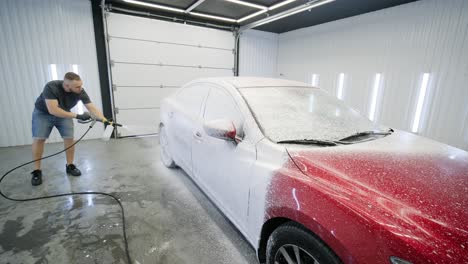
[188,77,315,89]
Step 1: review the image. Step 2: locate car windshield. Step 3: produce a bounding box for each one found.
[239,87,387,143]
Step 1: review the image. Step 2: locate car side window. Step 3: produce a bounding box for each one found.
[204,87,244,133]
[176,85,209,117]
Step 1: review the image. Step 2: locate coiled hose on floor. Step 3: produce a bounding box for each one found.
[0,122,132,264]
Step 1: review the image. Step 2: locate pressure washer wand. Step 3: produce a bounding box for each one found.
[95,117,123,127]
[77,117,123,127]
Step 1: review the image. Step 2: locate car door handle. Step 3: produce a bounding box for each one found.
[194,131,202,138]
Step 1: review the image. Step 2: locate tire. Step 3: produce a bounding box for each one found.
[266,222,342,264]
[159,125,177,168]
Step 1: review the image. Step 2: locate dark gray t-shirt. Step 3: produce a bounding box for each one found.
[34,80,91,114]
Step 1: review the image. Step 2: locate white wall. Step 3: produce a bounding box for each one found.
[0,0,104,147]
[276,0,468,150]
[239,30,278,78]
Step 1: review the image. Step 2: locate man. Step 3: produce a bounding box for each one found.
[31,72,106,186]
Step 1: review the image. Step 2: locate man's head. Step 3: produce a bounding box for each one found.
[63,72,83,94]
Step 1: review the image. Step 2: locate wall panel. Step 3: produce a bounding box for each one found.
[0,0,103,147]
[239,30,279,78]
[276,0,468,150]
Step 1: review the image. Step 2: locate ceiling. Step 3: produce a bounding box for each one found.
[106,0,419,33]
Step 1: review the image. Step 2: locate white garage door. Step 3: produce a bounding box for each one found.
[106,13,235,137]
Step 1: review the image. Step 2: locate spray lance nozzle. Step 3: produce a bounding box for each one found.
[77,114,123,141]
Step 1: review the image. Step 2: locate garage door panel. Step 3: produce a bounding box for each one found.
[109,38,234,69]
[107,12,234,137]
[114,87,177,109]
[107,13,234,49]
[116,109,160,136]
[112,63,233,87]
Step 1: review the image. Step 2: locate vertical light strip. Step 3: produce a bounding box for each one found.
[76,102,84,114]
[71,64,84,114]
[337,73,345,100]
[412,73,430,133]
[308,95,315,112]
[50,64,58,80]
[311,73,319,86]
[369,73,382,121]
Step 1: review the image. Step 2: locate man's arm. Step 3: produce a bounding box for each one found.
[85,103,106,121]
[46,99,77,119]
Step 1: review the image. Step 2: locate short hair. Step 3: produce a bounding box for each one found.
[64,72,81,81]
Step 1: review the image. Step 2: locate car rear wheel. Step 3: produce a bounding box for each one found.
[267,222,341,264]
[159,125,176,168]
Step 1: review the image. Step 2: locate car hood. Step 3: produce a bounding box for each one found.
[285,130,468,259]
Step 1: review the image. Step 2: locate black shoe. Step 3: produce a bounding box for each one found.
[31,170,42,186]
[66,164,81,176]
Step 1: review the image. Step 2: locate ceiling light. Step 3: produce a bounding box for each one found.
[237,9,267,23]
[269,0,297,10]
[225,0,267,10]
[123,0,185,13]
[190,12,237,23]
[241,0,335,31]
[185,0,206,13]
[258,0,335,27]
[237,0,297,22]
[124,0,237,23]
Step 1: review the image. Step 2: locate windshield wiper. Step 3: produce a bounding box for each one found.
[277,129,394,146]
[339,128,394,142]
[277,139,339,146]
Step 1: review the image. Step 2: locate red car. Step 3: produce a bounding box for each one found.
[159,77,467,264]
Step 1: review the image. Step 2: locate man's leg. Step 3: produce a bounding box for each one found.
[31,108,53,186]
[64,138,75,165]
[32,139,46,170]
[56,117,81,176]
[32,109,53,165]
[64,137,81,176]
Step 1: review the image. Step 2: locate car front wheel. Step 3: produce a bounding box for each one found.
[266,222,341,264]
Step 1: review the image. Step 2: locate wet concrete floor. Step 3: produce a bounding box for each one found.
[0,137,258,264]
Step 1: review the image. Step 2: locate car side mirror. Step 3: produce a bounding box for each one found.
[203,119,238,142]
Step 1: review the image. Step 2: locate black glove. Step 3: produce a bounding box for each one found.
[76,112,92,121]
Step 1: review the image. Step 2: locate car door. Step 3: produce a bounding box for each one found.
[169,85,209,174]
[192,85,256,232]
